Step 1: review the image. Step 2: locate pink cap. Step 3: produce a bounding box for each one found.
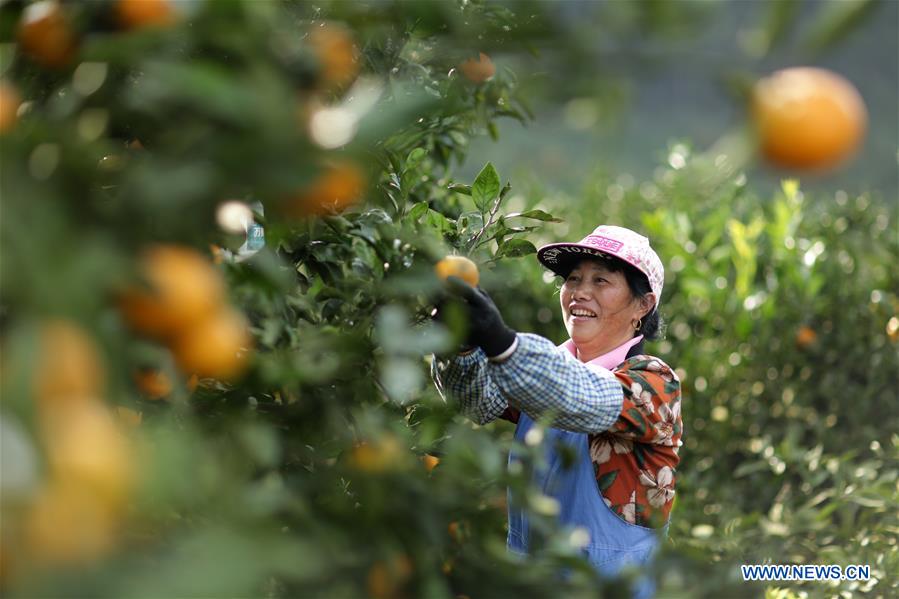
[537,225,664,308]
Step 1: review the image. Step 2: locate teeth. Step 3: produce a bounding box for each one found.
[571,310,596,318]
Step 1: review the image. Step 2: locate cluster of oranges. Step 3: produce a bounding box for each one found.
[17,0,176,70]
[119,245,253,381]
[22,321,133,565]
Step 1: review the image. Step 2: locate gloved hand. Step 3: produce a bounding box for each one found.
[430,294,476,354]
[443,277,517,358]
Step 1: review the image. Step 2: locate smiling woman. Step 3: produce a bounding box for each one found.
[431,225,681,599]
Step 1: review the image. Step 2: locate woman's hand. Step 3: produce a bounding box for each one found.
[443,277,517,358]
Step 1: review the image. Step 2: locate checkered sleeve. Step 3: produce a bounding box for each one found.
[431,349,508,425]
[487,333,623,433]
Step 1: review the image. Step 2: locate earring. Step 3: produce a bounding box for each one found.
[633,318,642,331]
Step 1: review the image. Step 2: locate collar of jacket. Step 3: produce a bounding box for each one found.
[560,334,644,370]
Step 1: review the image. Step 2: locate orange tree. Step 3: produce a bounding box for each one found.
[0,1,657,597]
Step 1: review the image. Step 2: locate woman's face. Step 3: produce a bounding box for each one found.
[559,258,652,356]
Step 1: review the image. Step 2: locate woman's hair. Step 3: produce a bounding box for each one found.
[557,256,665,340]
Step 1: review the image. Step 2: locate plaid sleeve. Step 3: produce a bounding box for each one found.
[487,333,623,433]
[431,349,508,425]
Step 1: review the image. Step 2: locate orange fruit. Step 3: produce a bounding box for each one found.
[308,23,359,89]
[17,1,76,69]
[459,52,495,83]
[348,436,406,472]
[25,482,118,564]
[34,320,105,408]
[186,373,199,392]
[290,161,366,216]
[115,0,176,29]
[422,454,440,472]
[435,255,479,287]
[366,555,413,599]
[171,308,252,380]
[795,325,817,349]
[753,67,867,170]
[133,368,172,399]
[119,245,226,339]
[42,401,133,507]
[0,81,22,134]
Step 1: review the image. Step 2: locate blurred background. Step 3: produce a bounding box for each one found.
[0,1,896,598]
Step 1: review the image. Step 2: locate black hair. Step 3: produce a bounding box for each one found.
[556,256,664,340]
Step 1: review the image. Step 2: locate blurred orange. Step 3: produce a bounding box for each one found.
[133,368,173,400]
[25,482,118,564]
[753,67,867,170]
[435,256,480,287]
[795,325,818,349]
[17,1,76,69]
[34,320,105,408]
[172,308,252,380]
[0,81,21,134]
[366,555,412,599]
[308,23,359,89]
[348,436,406,472]
[422,454,440,472]
[290,161,366,216]
[119,245,226,339]
[42,401,133,507]
[459,52,495,83]
[116,0,176,30]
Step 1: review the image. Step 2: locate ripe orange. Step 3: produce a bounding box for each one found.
[753,67,867,170]
[435,255,479,287]
[795,325,818,349]
[119,245,226,339]
[171,308,252,380]
[24,482,118,564]
[366,555,413,599]
[17,1,76,69]
[0,81,22,134]
[459,53,495,84]
[290,161,366,216]
[42,401,132,507]
[133,368,172,399]
[348,436,406,472]
[422,454,440,472]
[115,0,176,30]
[308,23,359,89]
[34,320,105,407]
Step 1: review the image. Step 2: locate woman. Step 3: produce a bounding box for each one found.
[431,225,682,599]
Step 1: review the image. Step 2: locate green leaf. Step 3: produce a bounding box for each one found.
[408,201,429,221]
[496,238,537,258]
[471,163,501,215]
[405,147,428,171]
[505,209,564,223]
[448,183,472,196]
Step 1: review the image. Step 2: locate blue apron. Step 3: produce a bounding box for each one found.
[508,411,667,598]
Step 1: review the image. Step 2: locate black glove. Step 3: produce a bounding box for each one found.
[431,294,476,354]
[443,277,517,358]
